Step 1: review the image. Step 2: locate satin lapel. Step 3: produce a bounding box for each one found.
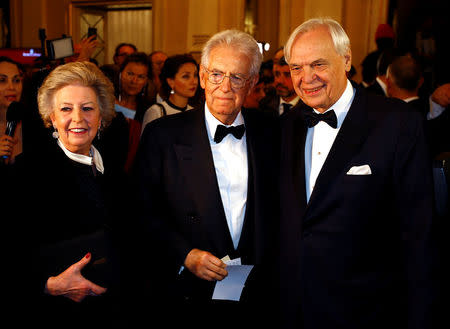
[173,109,234,254]
[291,114,308,210]
[306,87,369,215]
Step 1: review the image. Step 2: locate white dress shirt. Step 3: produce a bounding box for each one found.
[204,105,248,249]
[305,79,355,202]
[279,96,301,115]
[427,97,446,120]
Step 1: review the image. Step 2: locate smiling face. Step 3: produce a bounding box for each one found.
[200,46,256,125]
[289,26,351,112]
[0,61,23,109]
[50,84,101,156]
[167,62,198,99]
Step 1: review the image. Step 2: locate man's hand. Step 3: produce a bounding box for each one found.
[431,83,450,108]
[184,249,228,281]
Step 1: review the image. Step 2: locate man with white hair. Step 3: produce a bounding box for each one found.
[135,29,279,328]
[279,17,437,329]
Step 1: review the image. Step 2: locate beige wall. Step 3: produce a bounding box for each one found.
[10,0,69,48]
[9,0,390,82]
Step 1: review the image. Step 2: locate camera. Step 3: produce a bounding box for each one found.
[46,36,74,60]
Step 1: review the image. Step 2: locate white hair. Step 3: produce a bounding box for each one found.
[201,29,262,77]
[284,17,351,63]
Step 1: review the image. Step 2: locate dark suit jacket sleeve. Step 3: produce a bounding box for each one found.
[134,123,192,269]
[393,108,438,329]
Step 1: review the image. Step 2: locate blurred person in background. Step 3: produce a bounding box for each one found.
[141,54,199,132]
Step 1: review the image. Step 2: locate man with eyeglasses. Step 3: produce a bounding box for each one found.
[113,43,137,66]
[134,29,279,328]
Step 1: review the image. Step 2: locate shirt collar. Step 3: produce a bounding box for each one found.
[376,76,388,96]
[313,79,355,128]
[403,96,419,103]
[204,104,245,143]
[57,139,104,174]
[115,103,136,120]
[280,95,300,106]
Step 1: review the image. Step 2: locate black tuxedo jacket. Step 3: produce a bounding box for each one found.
[279,85,437,329]
[134,105,279,302]
[426,106,450,157]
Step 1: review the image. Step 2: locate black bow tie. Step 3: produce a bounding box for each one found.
[303,108,338,128]
[214,124,245,143]
[282,103,292,114]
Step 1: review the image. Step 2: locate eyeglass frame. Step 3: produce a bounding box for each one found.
[202,66,251,90]
[123,70,148,83]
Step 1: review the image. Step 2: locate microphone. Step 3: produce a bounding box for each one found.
[4,101,23,137]
[2,101,23,161]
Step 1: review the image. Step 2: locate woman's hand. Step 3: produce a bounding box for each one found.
[45,253,107,303]
[0,135,16,162]
[184,248,228,281]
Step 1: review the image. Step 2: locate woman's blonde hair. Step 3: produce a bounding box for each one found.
[38,61,116,128]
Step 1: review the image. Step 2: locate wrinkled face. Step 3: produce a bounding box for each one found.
[0,62,22,109]
[50,85,101,156]
[243,82,266,109]
[200,46,256,125]
[167,62,198,99]
[289,27,351,112]
[120,62,148,96]
[273,64,296,100]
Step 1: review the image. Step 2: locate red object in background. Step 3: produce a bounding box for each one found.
[0,48,42,65]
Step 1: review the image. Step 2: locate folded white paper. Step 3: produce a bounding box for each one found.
[212,265,253,301]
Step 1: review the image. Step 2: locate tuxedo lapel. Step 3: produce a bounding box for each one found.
[240,109,263,261]
[280,108,308,240]
[306,87,369,216]
[173,109,235,255]
[292,114,308,209]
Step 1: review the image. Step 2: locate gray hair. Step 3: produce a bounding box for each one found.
[201,29,262,77]
[284,17,351,64]
[38,61,116,128]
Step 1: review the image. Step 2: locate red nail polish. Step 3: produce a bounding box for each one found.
[85,252,91,259]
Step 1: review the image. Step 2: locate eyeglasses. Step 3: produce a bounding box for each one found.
[124,71,148,83]
[203,67,249,89]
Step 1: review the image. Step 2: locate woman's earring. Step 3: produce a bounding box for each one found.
[170,89,175,95]
[52,127,59,139]
[97,122,102,139]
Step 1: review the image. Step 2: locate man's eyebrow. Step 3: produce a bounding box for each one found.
[311,58,328,65]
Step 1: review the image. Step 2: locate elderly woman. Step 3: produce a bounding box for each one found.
[15,61,132,327]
